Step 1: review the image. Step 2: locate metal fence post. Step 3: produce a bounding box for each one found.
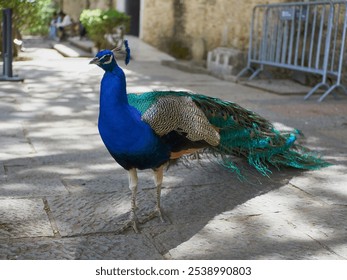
[0,8,24,82]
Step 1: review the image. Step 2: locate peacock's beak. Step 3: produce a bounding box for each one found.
[89,57,100,65]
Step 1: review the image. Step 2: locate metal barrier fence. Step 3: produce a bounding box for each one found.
[237,1,347,102]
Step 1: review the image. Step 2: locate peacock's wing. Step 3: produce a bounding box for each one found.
[128,91,220,147]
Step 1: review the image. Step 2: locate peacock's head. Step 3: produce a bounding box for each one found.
[89,40,130,72]
[89,49,116,71]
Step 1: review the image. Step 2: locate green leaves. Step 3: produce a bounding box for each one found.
[0,0,55,35]
[80,9,130,50]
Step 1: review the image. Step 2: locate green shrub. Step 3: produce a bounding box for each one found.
[0,0,56,36]
[0,0,56,56]
[80,9,130,50]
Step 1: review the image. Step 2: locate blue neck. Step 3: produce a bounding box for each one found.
[100,65,128,107]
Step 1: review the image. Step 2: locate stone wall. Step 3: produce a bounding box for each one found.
[141,0,292,59]
[140,0,175,53]
[55,0,294,59]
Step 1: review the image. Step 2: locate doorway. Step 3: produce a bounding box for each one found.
[117,0,140,36]
[126,0,140,36]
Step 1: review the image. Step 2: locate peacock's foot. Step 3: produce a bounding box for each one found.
[132,221,139,233]
[130,211,139,233]
[157,207,165,223]
[139,207,165,224]
[114,213,139,234]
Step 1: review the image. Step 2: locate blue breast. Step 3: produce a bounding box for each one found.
[98,68,170,170]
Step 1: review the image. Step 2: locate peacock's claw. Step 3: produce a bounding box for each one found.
[114,217,139,234]
[157,207,165,223]
[132,219,139,233]
[139,207,165,224]
[130,208,139,233]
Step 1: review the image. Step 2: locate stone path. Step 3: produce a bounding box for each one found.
[0,37,346,259]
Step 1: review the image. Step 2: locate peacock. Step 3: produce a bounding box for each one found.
[90,40,330,233]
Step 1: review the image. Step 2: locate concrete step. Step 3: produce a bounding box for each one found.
[68,37,94,54]
[242,79,321,95]
[51,41,91,58]
[161,60,209,74]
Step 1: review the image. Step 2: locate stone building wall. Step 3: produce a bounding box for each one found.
[140,0,175,51]
[141,0,295,58]
[55,0,295,59]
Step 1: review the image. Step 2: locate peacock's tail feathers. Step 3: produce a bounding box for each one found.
[212,121,330,177]
[128,90,331,176]
[204,100,330,176]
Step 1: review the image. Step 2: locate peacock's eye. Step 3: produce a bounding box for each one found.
[100,54,112,64]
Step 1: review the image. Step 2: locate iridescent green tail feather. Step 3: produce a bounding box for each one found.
[196,95,331,176]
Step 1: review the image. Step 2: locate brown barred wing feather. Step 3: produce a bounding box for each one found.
[141,95,220,147]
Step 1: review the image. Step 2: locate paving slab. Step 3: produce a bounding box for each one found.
[0,177,67,198]
[166,184,345,259]
[0,136,34,156]
[0,198,53,239]
[0,234,163,260]
[0,164,5,179]
[46,190,157,236]
[143,222,209,256]
[290,165,347,205]
[166,211,343,260]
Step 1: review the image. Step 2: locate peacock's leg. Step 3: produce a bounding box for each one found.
[152,165,165,222]
[128,168,139,233]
